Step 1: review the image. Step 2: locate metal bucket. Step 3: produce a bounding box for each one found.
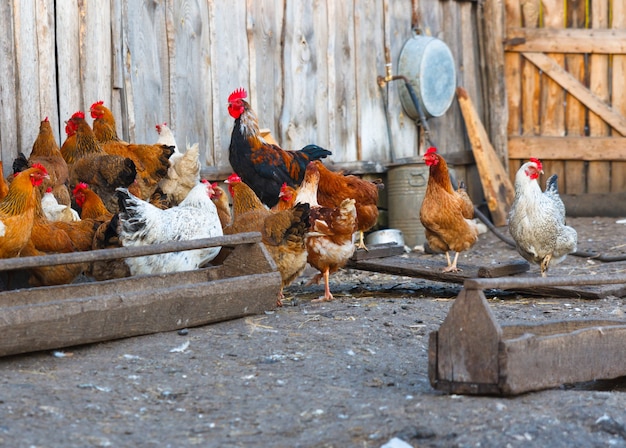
[387,163,429,247]
[397,34,456,119]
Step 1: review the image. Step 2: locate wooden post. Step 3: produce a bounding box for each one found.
[456,86,515,226]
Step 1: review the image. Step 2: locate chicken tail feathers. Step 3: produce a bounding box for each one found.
[299,144,332,161]
[12,152,30,175]
[545,174,559,194]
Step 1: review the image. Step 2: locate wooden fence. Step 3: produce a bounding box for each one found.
[0,0,492,198]
[505,0,626,208]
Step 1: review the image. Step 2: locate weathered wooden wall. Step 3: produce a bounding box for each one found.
[0,0,489,199]
[505,0,626,212]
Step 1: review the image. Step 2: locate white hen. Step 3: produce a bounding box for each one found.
[508,158,577,276]
[155,123,201,206]
[116,180,223,276]
[41,187,80,222]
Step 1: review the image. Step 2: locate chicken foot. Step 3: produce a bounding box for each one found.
[355,231,368,251]
[442,251,462,273]
[311,269,334,302]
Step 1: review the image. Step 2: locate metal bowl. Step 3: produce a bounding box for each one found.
[365,229,405,246]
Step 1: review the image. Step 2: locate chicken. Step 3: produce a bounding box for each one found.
[65,111,137,213]
[295,162,357,302]
[210,183,232,228]
[22,197,100,286]
[508,158,578,276]
[314,161,383,250]
[419,147,479,273]
[27,117,72,206]
[60,114,79,165]
[224,173,311,306]
[0,164,49,259]
[72,182,113,221]
[158,141,201,206]
[116,180,223,276]
[88,214,131,281]
[41,187,80,222]
[271,182,297,212]
[227,87,332,208]
[90,101,174,201]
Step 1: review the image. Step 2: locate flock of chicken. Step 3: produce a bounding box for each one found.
[0,87,577,303]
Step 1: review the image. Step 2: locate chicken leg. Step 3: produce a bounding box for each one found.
[540,254,552,277]
[355,231,368,251]
[442,251,462,273]
[311,269,334,302]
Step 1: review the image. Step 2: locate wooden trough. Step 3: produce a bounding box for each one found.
[429,274,626,396]
[0,232,280,358]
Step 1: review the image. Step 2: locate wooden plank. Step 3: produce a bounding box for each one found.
[519,0,540,139]
[501,324,626,395]
[348,255,625,299]
[352,1,388,163]
[478,259,529,278]
[611,1,626,193]
[482,0,509,166]
[508,136,626,161]
[55,0,81,133]
[523,52,626,136]
[587,0,611,194]
[0,272,280,357]
[537,0,566,186]
[0,2,18,168]
[504,0,522,142]
[561,192,626,217]
[437,288,502,385]
[504,28,626,53]
[0,236,281,357]
[350,244,406,261]
[563,0,586,195]
[380,0,417,162]
[456,86,515,226]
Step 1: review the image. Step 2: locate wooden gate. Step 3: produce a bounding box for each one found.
[504,0,626,211]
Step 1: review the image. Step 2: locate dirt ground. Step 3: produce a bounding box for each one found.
[1,217,625,448]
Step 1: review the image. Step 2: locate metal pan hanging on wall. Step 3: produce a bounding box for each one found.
[397,33,456,119]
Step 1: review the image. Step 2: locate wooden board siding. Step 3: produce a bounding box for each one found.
[505,0,626,202]
[0,0,488,203]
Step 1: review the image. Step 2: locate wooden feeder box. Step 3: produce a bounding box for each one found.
[0,232,280,358]
[429,275,626,396]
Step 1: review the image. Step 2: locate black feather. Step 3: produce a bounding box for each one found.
[12,152,30,174]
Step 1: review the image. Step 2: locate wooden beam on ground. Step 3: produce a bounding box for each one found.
[522,52,626,136]
[456,86,515,226]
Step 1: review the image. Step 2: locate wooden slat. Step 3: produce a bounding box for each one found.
[0,2,18,168]
[481,0,509,166]
[563,0,587,195]
[587,0,611,194]
[504,0,522,139]
[611,1,626,193]
[508,136,626,161]
[537,0,566,186]
[505,28,626,53]
[523,52,626,136]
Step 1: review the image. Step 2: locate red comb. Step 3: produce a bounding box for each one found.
[529,157,543,170]
[43,116,49,122]
[71,111,85,119]
[45,187,52,193]
[228,88,247,103]
[72,182,89,195]
[426,147,438,154]
[31,163,48,174]
[90,100,104,108]
[225,173,242,183]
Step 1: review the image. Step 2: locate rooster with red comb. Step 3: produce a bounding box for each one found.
[227,87,332,208]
